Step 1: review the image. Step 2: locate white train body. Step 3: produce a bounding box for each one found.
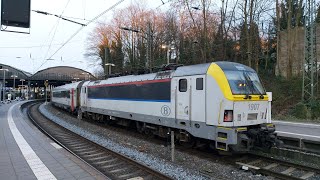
[51,81,81,111]
[52,62,279,152]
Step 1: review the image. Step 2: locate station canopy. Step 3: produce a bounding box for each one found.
[0,63,31,80]
[0,64,95,82]
[30,66,95,81]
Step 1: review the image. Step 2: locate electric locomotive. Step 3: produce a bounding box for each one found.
[51,61,281,153]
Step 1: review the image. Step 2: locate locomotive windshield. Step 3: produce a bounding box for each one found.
[224,70,266,95]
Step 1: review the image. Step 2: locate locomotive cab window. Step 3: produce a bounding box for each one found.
[179,79,187,92]
[196,78,203,90]
[224,70,266,95]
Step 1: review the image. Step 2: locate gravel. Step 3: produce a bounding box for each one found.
[39,103,274,180]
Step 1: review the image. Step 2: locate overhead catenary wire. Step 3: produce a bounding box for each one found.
[35,0,125,72]
[83,0,86,20]
[0,40,82,49]
[32,10,86,26]
[38,1,275,72]
[43,0,72,63]
[155,0,174,9]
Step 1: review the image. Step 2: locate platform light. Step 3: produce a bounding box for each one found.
[0,68,9,102]
[11,75,18,100]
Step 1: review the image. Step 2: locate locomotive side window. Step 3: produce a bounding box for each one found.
[179,79,187,92]
[196,78,203,90]
[52,90,69,98]
[87,80,171,101]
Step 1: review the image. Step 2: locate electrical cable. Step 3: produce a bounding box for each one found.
[35,0,125,72]
[43,0,71,62]
[155,0,174,9]
[0,40,82,49]
[83,0,86,20]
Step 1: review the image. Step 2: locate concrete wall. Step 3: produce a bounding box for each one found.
[276,24,320,78]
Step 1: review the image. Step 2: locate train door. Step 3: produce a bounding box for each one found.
[71,88,75,112]
[190,75,206,123]
[176,77,191,122]
[81,86,87,106]
[76,81,86,107]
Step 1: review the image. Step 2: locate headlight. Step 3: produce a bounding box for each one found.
[223,110,233,122]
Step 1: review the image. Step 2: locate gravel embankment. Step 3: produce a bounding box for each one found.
[39,103,273,180]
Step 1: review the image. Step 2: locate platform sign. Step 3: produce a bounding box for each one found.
[1,0,31,28]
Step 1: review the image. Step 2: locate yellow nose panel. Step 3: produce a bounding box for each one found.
[207,63,268,101]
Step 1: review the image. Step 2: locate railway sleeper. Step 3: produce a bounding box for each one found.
[81,152,107,158]
[88,155,111,161]
[118,170,143,179]
[78,150,103,156]
[94,158,118,165]
[68,143,91,148]
[300,172,315,179]
[140,174,154,180]
[73,147,97,153]
[56,135,78,140]
[101,162,123,169]
[64,141,88,146]
[109,166,130,173]
[71,145,92,151]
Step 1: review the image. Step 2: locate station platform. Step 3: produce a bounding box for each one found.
[0,101,107,180]
[274,120,320,142]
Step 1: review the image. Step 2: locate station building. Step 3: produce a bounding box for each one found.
[0,64,95,101]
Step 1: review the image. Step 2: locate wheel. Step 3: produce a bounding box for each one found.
[179,136,195,149]
[98,114,104,123]
[136,122,144,133]
[144,128,155,138]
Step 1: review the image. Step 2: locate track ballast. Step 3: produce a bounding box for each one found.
[27,102,172,180]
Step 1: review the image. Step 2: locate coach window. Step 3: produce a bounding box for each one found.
[179,79,187,92]
[196,78,203,90]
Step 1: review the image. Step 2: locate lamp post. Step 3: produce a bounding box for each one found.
[20,79,25,99]
[105,63,115,78]
[120,27,140,72]
[44,80,48,104]
[161,43,176,65]
[11,75,18,100]
[0,68,9,102]
[161,45,170,65]
[191,5,207,63]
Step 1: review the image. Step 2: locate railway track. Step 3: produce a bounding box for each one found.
[33,102,320,180]
[26,102,172,180]
[235,153,320,180]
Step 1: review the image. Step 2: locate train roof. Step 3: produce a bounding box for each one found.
[83,61,256,86]
[215,61,255,72]
[86,71,173,86]
[52,81,82,91]
[172,61,255,77]
[173,63,211,77]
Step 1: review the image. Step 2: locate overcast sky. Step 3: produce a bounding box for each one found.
[0,0,167,74]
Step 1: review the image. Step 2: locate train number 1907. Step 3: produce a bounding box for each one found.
[248,104,260,111]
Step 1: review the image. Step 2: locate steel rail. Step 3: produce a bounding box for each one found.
[236,153,320,180]
[26,102,172,180]
[25,102,110,179]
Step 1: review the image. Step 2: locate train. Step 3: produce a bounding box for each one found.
[51,61,281,153]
